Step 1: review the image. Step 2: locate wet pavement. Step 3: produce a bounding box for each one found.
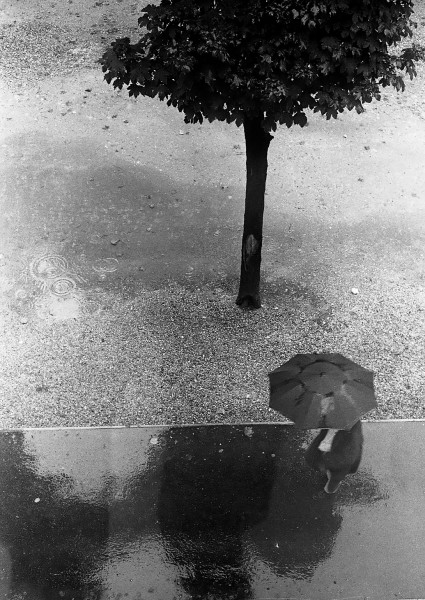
[0,421,424,600]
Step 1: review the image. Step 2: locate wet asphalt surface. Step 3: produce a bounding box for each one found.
[1,421,425,600]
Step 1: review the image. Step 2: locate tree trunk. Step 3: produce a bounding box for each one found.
[236,115,273,309]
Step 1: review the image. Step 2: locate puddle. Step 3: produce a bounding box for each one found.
[3,252,88,321]
[4,252,121,321]
[33,292,85,320]
[30,254,69,287]
[49,276,77,296]
[92,257,119,276]
[14,288,28,300]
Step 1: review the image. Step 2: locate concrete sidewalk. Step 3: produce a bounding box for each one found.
[0,420,424,600]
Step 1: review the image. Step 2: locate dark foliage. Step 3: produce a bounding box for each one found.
[101,0,418,131]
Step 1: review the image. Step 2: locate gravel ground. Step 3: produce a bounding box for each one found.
[0,1,424,427]
[1,277,424,427]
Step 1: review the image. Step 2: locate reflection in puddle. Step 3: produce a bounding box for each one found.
[33,291,85,320]
[0,424,422,599]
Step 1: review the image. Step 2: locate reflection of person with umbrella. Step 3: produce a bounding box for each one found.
[305,420,363,493]
[269,353,377,494]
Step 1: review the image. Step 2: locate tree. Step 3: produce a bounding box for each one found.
[101,0,418,309]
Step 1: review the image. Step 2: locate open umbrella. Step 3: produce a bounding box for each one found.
[268,352,377,430]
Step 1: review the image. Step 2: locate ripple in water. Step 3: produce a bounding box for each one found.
[14,288,28,300]
[30,255,68,281]
[50,277,77,296]
[92,257,119,275]
[25,253,88,320]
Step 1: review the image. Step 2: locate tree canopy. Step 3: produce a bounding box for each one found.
[102,0,418,132]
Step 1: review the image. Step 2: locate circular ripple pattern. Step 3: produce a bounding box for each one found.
[30,255,68,281]
[50,277,76,296]
[92,257,119,274]
[14,288,28,299]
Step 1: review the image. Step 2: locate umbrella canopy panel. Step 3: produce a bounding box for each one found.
[269,353,376,429]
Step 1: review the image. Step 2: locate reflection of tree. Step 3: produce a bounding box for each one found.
[156,423,386,589]
[157,426,281,600]
[0,432,109,600]
[0,426,387,599]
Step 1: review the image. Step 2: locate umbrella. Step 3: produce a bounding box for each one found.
[268,352,377,430]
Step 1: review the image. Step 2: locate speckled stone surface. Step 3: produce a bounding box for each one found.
[1,1,424,427]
